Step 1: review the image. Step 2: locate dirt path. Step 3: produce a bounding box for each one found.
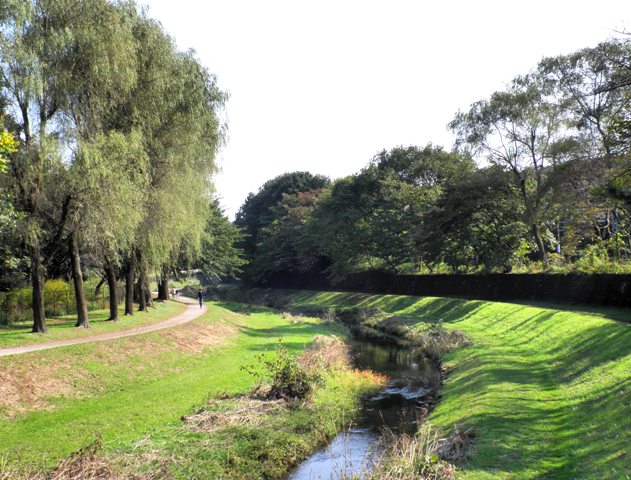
[0,297,208,357]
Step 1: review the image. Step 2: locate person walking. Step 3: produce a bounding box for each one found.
[197,289,204,308]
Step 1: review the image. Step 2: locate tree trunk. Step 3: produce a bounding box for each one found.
[136,249,153,311]
[30,245,47,334]
[157,265,170,301]
[136,249,147,311]
[124,254,135,316]
[531,224,547,264]
[94,276,106,297]
[105,262,118,321]
[69,230,89,328]
[137,276,147,311]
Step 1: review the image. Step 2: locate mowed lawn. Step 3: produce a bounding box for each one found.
[0,300,187,348]
[284,290,631,480]
[0,301,342,471]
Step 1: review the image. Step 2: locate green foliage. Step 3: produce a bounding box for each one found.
[250,188,326,281]
[307,145,471,278]
[237,40,631,279]
[0,278,118,325]
[195,199,247,282]
[0,1,228,327]
[244,340,318,400]
[422,166,527,272]
[0,129,17,173]
[235,171,330,271]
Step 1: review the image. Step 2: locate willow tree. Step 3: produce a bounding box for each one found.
[70,132,148,322]
[0,0,68,332]
[57,0,143,326]
[121,14,226,308]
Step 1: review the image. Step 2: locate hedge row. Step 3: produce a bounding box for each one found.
[261,270,631,308]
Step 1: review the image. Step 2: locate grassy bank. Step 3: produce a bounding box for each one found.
[0,301,381,479]
[263,289,631,480]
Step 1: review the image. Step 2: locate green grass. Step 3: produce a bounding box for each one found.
[278,289,631,480]
[0,301,186,348]
[125,365,379,480]
[0,300,373,477]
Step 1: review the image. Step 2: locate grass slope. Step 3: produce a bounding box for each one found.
[281,290,631,480]
[0,301,367,476]
[0,301,187,348]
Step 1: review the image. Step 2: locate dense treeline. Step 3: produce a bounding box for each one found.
[0,0,244,332]
[237,38,631,283]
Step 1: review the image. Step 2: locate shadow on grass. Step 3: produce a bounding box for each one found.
[451,375,630,479]
[287,288,631,325]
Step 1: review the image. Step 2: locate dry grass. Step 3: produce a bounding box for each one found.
[413,325,473,359]
[47,441,116,480]
[0,440,162,480]
[160,322,236,353]
[280,311,303,324]
[0,361,92,418]
[298,335,351,372]
[436,424,476,462]
[0,321,237,418]
[352,423,470,480]
[182,396,286,433]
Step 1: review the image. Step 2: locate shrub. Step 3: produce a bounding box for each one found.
[244,340,319,401]
[360,424,458,480]
[321,306,337,323]
[415,325,472,359]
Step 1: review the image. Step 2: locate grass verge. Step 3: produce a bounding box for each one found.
[0,300,187,348]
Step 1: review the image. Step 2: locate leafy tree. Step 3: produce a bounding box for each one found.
[235,171,329,277]
[450,74,572,263]
[69,131,149,321]
[250,188,326,282]
[57,0,140,327]
[102,12,226,309]
[310,146,472,278]
[371,144,474,187]
[422,166,527,272]
[0,0,70,332]
[539,39,631,158]
[194,199,246,283]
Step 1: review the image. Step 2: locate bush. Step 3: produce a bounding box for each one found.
[415,325,472,359]
[243,340,319,401]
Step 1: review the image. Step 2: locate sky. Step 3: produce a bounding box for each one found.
[141,0,631,218]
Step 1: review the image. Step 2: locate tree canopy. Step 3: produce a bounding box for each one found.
[236,38,631,280]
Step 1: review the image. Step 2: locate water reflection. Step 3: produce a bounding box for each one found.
[287,341,441,480]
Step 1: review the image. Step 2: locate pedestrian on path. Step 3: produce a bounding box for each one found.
[197,289,204,308]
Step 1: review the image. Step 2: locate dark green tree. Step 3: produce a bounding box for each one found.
[235,171,329,277]
[450,74,572,263]
[250,188,326,282]
[422,166,527,272]
[311,145,473,277]
[194,199,246,284]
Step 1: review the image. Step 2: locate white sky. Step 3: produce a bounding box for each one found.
[141,0,631,218]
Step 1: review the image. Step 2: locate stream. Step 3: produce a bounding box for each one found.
[287,341,442,480]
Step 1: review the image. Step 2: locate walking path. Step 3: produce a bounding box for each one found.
[0,297,207,357]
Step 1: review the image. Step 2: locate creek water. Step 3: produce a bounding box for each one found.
[287,341,442,480]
